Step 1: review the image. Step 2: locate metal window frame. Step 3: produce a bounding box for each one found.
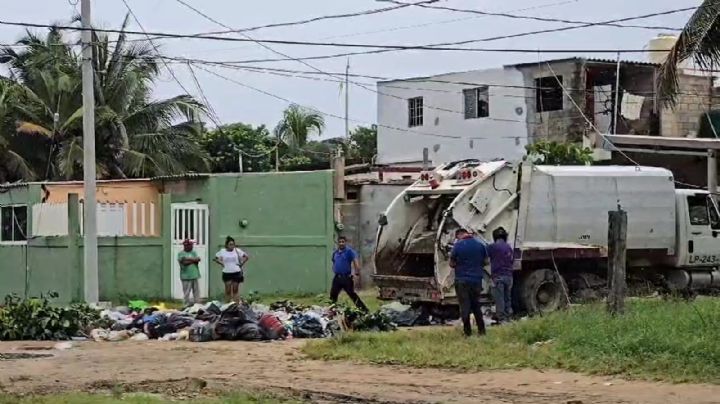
[0,204,28,245]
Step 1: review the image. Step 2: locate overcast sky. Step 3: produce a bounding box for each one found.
[0,0,701,139]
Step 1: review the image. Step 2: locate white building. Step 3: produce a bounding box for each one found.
[376,67,531,165]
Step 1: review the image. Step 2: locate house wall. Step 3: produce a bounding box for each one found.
[376,67,530,165]
[165,171,335,297]
[516,60,588,143]
[661,74,715,137]
[0,189,169,303]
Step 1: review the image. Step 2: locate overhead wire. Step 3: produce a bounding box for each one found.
[378,0,683,31]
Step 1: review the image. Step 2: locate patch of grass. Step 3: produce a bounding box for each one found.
[303,298,720,384]
[0,392,304,403]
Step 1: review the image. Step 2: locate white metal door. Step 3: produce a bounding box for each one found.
[170,203,209,300]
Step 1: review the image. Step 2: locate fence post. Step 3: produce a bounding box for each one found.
[607,207,627,315]
[68,193,83,302]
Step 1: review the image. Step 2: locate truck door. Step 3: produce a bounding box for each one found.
[683,194,720,267]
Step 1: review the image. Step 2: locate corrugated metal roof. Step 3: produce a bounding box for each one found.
[509,57,659,69]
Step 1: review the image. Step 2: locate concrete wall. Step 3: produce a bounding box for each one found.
[338,183,406,288]
[376,67,529,165]
[661,74,714,137]
[517,59,588,143]
[165,171,335,297]
[0,171,335,302]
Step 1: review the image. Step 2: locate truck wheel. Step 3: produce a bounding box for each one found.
[520,268,567,314]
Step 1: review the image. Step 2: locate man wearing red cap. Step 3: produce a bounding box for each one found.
[178,239,201,306]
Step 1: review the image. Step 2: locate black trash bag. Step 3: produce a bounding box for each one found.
[381,305,422,327]
[235,323,265,341]
[189,322,214,342]
[292,314,325,338]
[167,313,195,330]
[213,303,259,340]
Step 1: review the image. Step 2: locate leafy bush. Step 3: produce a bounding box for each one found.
[525,140,593,165]
[0,292,109,340]
[334,304,396,332]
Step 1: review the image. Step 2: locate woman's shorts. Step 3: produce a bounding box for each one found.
[222,272,244,283]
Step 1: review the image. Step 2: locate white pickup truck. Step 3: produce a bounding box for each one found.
[373,160,720,313]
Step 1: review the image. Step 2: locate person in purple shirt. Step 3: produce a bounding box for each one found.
[488,227,514,323]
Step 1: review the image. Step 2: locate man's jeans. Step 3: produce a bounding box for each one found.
[182,279,200,306]
[492,275,513,322]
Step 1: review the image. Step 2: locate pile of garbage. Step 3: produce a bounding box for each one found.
[92,299,392,343]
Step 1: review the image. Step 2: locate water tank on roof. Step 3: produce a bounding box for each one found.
[647,34,678,64]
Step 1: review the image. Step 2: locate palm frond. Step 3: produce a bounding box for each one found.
[658,0,720,105]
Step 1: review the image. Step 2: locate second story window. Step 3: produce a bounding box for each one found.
[408,96,424,127]
[535,76,564,112]
[463,87,489,119]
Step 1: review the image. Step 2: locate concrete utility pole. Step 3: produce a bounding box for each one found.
[345,59,350,138]
[81,0,99,303]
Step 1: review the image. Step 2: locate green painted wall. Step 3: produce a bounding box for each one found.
[0,171,335,302]
[168,171,335,297]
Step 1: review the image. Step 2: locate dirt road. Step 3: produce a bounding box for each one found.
[0,340,718,403]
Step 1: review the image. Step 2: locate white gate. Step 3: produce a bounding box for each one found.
[170,203,209,300]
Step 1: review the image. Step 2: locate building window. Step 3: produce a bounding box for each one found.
[463,87,489,119]
[535,76,564,112]
[1,205,28,243]
[408,96,424,127]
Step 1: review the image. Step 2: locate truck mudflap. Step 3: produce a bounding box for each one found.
[372,275,443,303]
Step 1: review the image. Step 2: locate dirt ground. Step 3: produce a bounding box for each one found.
[1,340,719,404]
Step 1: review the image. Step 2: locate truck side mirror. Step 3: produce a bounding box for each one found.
[378,214,388,226]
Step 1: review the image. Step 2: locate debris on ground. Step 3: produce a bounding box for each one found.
[83,299,398,343]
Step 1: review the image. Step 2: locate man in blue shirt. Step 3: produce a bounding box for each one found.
[488,227,514,323]
[450,228,488,336]
[330,236,368,312]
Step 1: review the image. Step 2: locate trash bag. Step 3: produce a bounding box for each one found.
[380,302,421,327]
[235,323,264,341]
[258,313,288,340]
[167,313,195,330]
[292,314,326,338]
[189,322,214,342]
[213,303,259,340]
[128,300,150,311]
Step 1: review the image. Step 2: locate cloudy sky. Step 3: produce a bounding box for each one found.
[0,0,701,138]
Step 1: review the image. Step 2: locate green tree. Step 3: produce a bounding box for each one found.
[274,104,325,147]
[525,140,593,165]
[348,125,377,164]
[0,17,208,180]
[198,123,275,173]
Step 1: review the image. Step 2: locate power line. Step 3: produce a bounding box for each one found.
[379,0,684,31]
[197,5,695,64]
[170,0,440,37]
[0,19,683,54]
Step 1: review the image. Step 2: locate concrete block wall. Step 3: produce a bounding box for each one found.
[662,74,714,137]
[518,60,587,144]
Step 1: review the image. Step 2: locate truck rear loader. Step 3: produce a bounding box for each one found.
[373,160,720,313]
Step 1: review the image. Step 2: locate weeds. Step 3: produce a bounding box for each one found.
[304,298,720,383]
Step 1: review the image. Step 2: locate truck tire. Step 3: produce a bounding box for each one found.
[520,268,567,314]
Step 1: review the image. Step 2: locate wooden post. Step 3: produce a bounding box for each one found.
[607,208,627,315]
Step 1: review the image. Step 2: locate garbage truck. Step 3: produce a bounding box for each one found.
[373,160,720,313]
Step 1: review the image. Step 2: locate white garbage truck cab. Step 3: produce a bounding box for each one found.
[373,160,720,313]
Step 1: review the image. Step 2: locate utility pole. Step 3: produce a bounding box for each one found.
[81,0,99,303]
[345,59,350,138]
[612,52,621,135]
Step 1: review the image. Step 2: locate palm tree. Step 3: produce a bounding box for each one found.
[0,16,209,180]
[274,104,325,147]
[0,79,35,182]
[658,1,720,103]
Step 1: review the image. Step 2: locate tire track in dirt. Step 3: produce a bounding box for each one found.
[0,340,716,403]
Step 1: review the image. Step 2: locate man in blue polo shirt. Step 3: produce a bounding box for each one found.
[450,228,488,336]
[330,236,368,312]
